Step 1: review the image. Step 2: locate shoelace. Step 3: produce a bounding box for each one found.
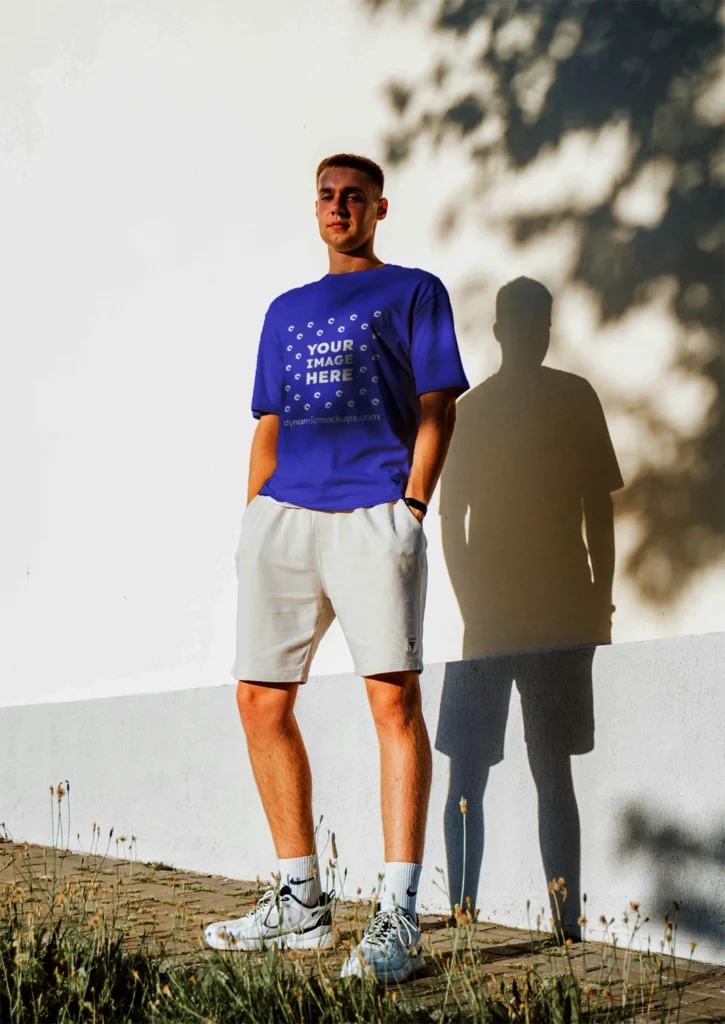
[243,888,278,919]
[243,886,334,920]
[363,908,418,949]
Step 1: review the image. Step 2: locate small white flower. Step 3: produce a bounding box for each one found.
[285,385,291,391]
[297,333,303,339]
[360,366,367,374]
[295,353,301,359]
[325,402,332,408]
[350,313,358,320]
[372,354,380,361]
[374,310,382,317]
[285,405,290,412]
[372,398,380,405]
[360,388,367,395]
[317,329,323,336]
[286,365,292,371]
[304,404,310,410]
[362,323,369,330]
[372,376,379,383]
[336,389,343,397]
[295,373,301,380]
[287,345,293,351]
[307,321,314,327]
[314,392,321,398]
[348,400,355,407]
[328,317,335,324]
[338,326,345,333]
[360,344,367,351]
[294,394,301,401]
[288,325,294,332]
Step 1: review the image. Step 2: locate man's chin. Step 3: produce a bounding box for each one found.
[328,236,353,248]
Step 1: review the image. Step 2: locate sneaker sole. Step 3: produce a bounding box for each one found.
[280,925,335,951]
[340,950,424,982]
[205,923,334,952]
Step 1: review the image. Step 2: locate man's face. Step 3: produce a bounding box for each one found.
[315,167,386,252]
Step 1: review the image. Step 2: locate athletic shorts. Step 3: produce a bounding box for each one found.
[230,494,428,682]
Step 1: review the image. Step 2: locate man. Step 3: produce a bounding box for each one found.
[204,153,469,981]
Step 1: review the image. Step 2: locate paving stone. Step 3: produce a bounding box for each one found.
[2,841,724,1020]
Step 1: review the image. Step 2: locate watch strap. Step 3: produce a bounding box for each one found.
[404,497,428,517]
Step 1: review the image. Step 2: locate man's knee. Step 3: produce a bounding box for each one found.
[236,680,296,734]
[367,671,423,732]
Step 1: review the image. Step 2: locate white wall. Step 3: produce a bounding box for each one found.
[2,633,723,964]
[2,0,723,708]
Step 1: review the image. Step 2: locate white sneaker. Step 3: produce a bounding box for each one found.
[204,885,334,951]
[340,907,424,982]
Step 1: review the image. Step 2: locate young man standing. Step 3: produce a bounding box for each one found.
[205,154,469,981]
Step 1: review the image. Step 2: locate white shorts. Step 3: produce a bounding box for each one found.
[231,495,428,682]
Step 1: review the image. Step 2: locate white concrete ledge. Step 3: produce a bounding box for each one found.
[2,632,723,964]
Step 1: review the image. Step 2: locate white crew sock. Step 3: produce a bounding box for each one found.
[278,853,321,906]
[379,862,422,918]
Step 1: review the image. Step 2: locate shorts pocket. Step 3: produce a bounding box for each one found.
[398,499,424,530]
[235,494,264,556]
[243,493,262,517]
[393,498,425,547]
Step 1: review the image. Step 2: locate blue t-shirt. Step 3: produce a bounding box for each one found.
[251,263,470,511]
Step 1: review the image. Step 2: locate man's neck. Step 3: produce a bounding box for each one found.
[327,252,386,275]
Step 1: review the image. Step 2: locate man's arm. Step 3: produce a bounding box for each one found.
[583,489,615,640]
[247,413,279,505]
[405,388,459,520]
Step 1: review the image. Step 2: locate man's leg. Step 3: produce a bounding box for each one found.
[236,680,315,859]
[204,677,333,952]
[330,501,430,979]
[338,669,430,979]
[365,670,432,902]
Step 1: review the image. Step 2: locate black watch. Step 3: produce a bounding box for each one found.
[404,497,428,517]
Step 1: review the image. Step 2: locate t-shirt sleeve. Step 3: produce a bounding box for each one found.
[251,302,282,419]
[578,382,624,494]
[410,280,470,398]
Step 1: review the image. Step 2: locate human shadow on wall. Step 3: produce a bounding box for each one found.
[436,278,624,935]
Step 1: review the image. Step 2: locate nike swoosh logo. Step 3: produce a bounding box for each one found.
[261,914,328,937]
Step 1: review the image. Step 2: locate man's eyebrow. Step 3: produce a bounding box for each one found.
[318,185,365,194]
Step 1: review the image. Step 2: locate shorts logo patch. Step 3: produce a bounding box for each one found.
[407,635,417,652]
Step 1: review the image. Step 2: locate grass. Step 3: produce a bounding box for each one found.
[0,787,708,1023]
[0,879,578,1024]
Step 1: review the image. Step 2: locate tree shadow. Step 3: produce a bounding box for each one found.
[363,0,724,607]
[618,804,725,951]
[434,276,623,934]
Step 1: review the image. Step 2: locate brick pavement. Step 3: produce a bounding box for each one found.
[2,842,724,1021]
